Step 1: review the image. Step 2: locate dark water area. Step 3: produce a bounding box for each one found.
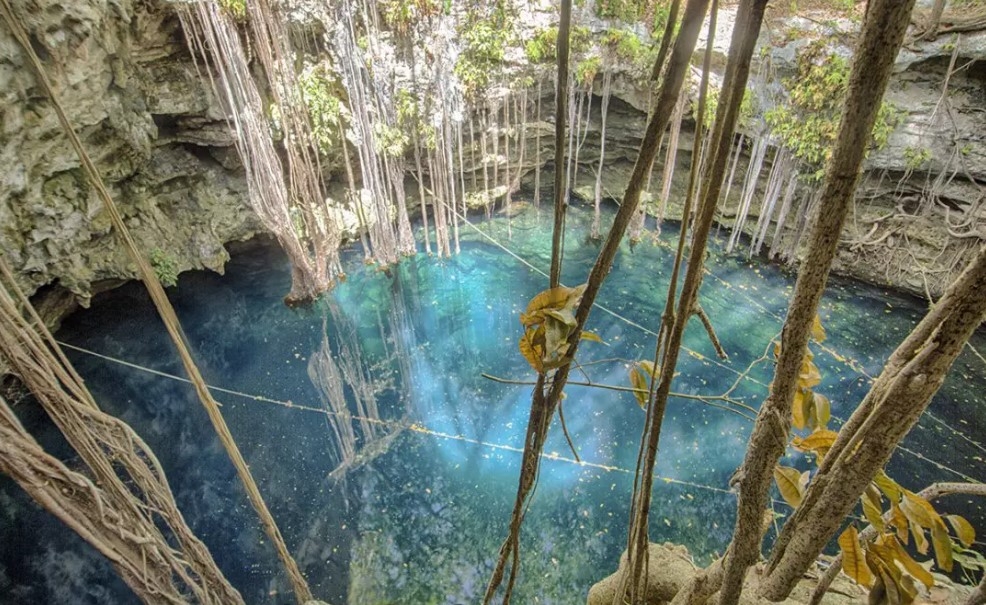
[1,203,984,604]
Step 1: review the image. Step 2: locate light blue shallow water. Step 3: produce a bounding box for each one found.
[1,203,984,604]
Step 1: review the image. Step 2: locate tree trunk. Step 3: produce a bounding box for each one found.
[760,249,986,600]
[717,2,918,604]
[485,0,711,600]
[550,0,572,287]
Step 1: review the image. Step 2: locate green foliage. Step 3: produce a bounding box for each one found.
[600,28,653,72]
[595,0,647,22]
[524,25,593,65]
[455,19,510,97]
[380,0,441,34]
[300,66,345,155]
[148,248,179,288]
[764,42,899,180]
[576,56,601,86]
[373,121,408,158]
[218,0,246,21]
[903,146,931,171]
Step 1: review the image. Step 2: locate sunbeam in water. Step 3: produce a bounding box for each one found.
[1,203,983,604]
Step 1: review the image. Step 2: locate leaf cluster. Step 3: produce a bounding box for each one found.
[764,41,899,180]
[772,317,977,604]
[518,284,595,373]
[595,0,647,23]
[218,0,246,21]
[455,19,511,97]
[148,248,179,288]
[300,66,346,155]
[380,0,441,34]
[524,26,593,65]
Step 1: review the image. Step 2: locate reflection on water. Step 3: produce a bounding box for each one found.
[1,203,983,604]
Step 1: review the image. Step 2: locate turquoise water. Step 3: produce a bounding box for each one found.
[1,203,984,604]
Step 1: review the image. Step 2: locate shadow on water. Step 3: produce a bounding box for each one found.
[1,203,983,603]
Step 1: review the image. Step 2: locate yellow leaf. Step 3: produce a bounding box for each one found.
[911,520,930,556]
[520,284,586,327]
[885,534,935,589]
[791,388,809,431]
[580,330,604,344]
[944,515,975,548]
[811,392,831,430]
[861,494,885,532]
[637,360,659,379]
[890,503,909,544]
[774,465,805,508]
[931,522,953,573]
[518,328,544,373]
[629,365,649,408]
[792,429,838,455]
[773,341,781,359]
[874,471,902,503]
[811,315,827,342]
[900,490,941,529]
[799,358,821,388]
[838,526,872,587]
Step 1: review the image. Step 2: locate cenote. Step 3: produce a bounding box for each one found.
[1,203,983,604]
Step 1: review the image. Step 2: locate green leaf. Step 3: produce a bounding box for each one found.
[838,526,872,587]
[945,515,975,548]
[773,465,805,508]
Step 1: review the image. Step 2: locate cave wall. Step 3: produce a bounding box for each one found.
[1,0,983,313]
[0,0,258,311]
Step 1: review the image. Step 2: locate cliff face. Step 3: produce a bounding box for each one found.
[0,0,983,308]
[0,0,258,309]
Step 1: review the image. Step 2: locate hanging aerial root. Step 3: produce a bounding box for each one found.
[0,2,315,602]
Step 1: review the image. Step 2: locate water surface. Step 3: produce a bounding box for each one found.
[1,203,983,604]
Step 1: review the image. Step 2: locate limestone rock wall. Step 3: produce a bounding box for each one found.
[0,0,258,308]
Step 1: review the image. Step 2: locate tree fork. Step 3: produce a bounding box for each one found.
[760,244,986,600]
[715,2,917,604]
